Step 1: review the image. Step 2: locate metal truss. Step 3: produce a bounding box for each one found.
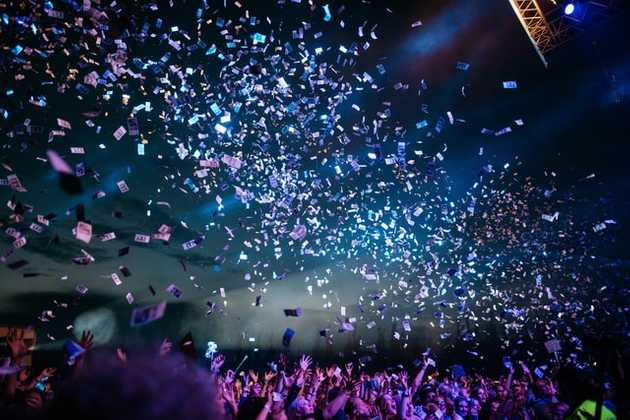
[508,0,555,67]
[508,0,617,68]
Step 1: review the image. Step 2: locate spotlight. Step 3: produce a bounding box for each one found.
[562,2,586,23]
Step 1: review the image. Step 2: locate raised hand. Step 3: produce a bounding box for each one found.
[314,367,325,383]
[281,371,294,388]
[249,369,259,383]
[345,362,353,377]
[221,382,238,416]
[264,371,276,382]
[299,354,313,371]
[400,371,409,389]
[519,361,530,373]
[7,328,29,361]
[79,330,94,350]
[39,367,57,379]
[278,353,287,370]
[159,338,173,356]
[211,354,225,373]
[224,369,235,384]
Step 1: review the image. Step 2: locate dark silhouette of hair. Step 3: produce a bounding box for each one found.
[47,350,225,420]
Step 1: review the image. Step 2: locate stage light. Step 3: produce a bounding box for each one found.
[564,3,575,15]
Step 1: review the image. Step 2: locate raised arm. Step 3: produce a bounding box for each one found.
[71,330,94,379]
[209,354,225,385]
[262,370,276,395]
[322,390,349,419]
[306,367,324,404]
[254,389,273,420]
[3,328,30,401]
[518,361,533,383]
[506,365,515,390]
[399,371,412,419]
[411,359,430,396]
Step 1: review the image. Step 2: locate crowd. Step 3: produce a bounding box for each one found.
[0,328,625,420]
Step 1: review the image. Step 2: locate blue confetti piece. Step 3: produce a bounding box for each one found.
[416,120,428,129]
[323,4,332,22]
[252,32,266,44]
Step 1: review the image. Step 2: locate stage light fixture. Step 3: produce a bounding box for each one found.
[564,3,575,15]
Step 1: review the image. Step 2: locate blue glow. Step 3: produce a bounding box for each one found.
[564,3,575,15]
